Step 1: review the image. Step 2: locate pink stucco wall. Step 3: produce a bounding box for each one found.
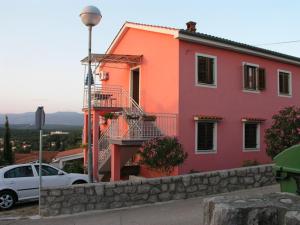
[100,25,300,176]
[102,28,180,114]
[178,40,300,174]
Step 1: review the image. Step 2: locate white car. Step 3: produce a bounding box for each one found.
[0,163,89,210]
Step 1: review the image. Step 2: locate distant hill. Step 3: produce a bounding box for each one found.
[0,112,83,126]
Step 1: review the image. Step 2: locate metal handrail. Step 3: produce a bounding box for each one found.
[95,85,178,171]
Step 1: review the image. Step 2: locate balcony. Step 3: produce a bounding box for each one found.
[83,85,131,110]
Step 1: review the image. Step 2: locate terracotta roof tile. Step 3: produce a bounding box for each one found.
[15,151,58,164]
[241,117,266,122]
[194,115,223,121]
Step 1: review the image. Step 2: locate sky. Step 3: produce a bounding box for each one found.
[1,0,300,114]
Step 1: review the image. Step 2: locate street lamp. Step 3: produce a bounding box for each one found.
[80,5,102,183]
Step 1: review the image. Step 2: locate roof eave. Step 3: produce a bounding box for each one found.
[177,31,300,66]
[105,22,179,55]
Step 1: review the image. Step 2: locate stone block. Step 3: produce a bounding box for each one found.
[150,187,161,195]
[229,177,238,184]
[198,184,208,191]
[148,195,158,203]
[50,202,61,209]
[63,189,74,195]
[75,187,85,194]
[158,192,171,201]
[186,185,197,193]
[61,207,72,215]
[110,202,123,208]
[285,211,300,225]
[119,193,129,201]
[131,193,148,201]
[172,193,186,200]
[49,189,61,196]
[176,183,185,192]
[169,183,176,192]
[85,186,95,195]
[209,176,220,185]
[95,185,104,196]
[124,185,136,193]
[161,184,168,192]
[182,176,191,187]
[113,186,124,194]
[72,204,85,213]
[244,177,255,185]
[147,178,161,185]
[95,202,109,210]
[203,193,300,225]
[137,184,151,193]
[105,188,114,197]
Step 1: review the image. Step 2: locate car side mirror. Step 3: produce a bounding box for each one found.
[58,171,65,176]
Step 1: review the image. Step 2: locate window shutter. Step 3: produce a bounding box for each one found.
[258,68,266,90]
[244,64,249,89]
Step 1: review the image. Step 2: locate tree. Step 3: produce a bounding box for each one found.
[265,106,300,158]
[138,137,188,175]
[3,116,14,165]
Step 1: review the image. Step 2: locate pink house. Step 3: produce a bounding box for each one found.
[81,21,300,181]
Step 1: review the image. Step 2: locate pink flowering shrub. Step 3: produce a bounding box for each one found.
[138,137,187,175]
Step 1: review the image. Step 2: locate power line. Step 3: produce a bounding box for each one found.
[255,40,300,46]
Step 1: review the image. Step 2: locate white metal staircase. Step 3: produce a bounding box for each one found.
[93,85,177,174]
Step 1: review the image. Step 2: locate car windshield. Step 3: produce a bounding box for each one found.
[34,165,60,176]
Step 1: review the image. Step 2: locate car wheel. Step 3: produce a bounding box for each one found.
[0,191,16,210]
[72,180,87,185]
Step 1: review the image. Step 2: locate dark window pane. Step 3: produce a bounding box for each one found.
[245,123,257,149]
[197,122,214,150]
[279,72,290,94]
[198,56,214,84]
[35,165,59,176]
[4,166,34,178]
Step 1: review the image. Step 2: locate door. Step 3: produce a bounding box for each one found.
[3,165,39,200]
[34,165,70,188]
[131,68,140,105]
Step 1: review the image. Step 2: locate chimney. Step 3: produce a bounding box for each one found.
[186,21,197,32]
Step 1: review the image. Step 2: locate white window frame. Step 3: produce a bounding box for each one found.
[243,122,260,152]
[278,69,292,97]
[195,53,217,88]
[242,62,260,93]
[195,121,217,154]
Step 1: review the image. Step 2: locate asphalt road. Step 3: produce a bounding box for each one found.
[0,185,280,225]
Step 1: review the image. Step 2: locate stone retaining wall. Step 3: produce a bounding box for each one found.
[40,164,276,216]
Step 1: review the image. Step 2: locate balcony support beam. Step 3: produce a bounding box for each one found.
[111,144,121,181]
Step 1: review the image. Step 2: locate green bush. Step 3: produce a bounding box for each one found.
[138,137,187,175]
[63,159,84,174]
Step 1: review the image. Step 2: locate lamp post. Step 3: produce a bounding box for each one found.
[80,5,102,183]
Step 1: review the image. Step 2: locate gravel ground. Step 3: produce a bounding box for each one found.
[0,201,38,219]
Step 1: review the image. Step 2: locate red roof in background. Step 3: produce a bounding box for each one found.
[14,148,83,164]
[15,151,58,164]
[54,148,83,159]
